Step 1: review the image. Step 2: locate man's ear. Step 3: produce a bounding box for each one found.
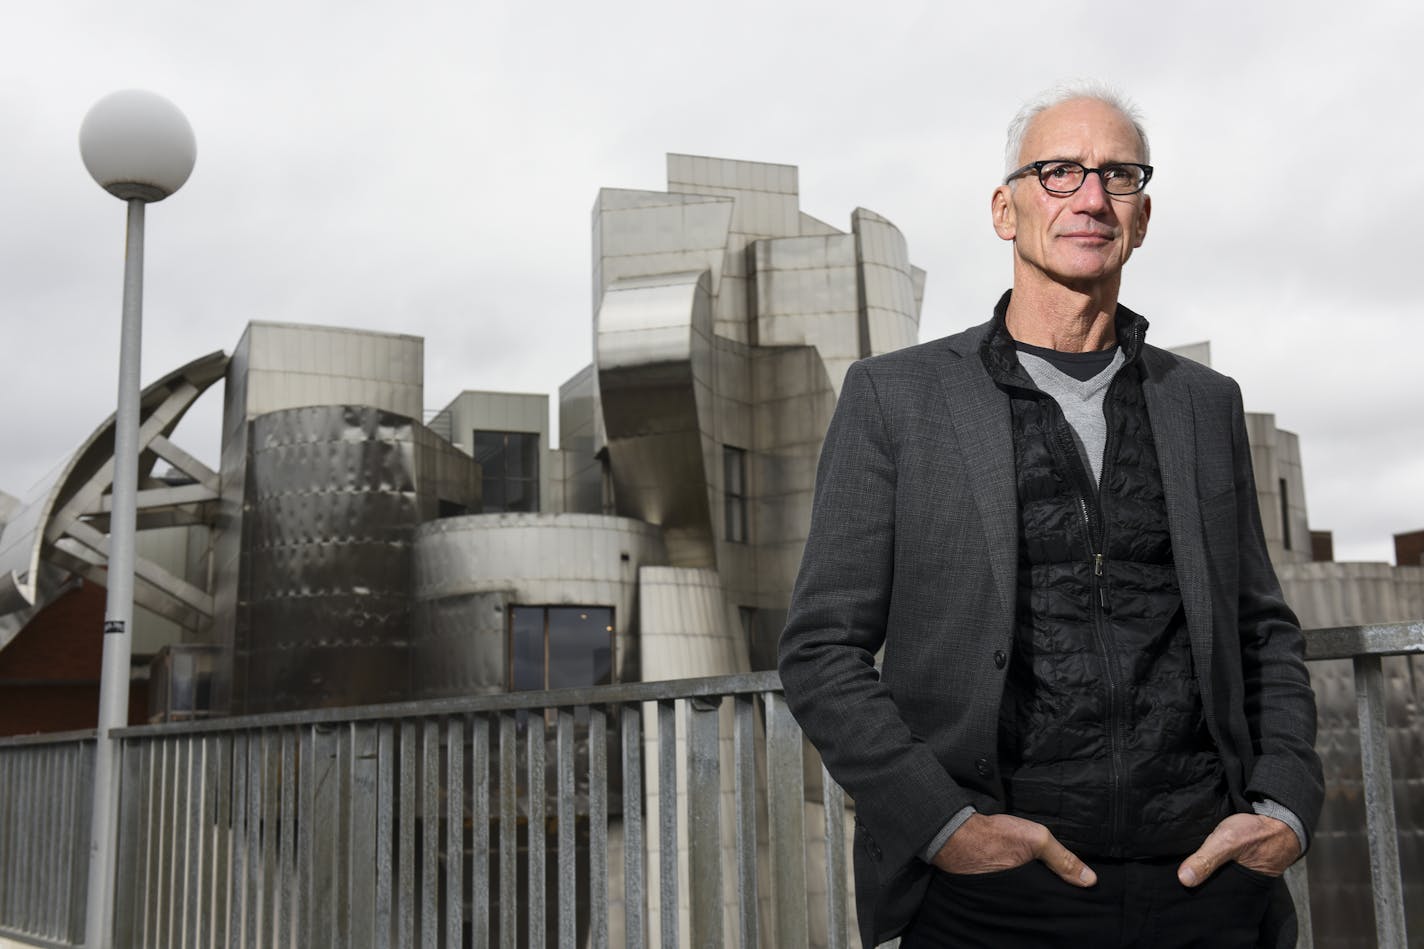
[992,185,1016,241]
[1133,194,1151,247]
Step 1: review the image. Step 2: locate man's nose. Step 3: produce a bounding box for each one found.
[1070,170,1111,212]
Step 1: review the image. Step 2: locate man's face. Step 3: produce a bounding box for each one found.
[992,98,1151,291]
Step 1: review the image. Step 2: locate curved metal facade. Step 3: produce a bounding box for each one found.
[411,513,666,696]
[237,405,478,713]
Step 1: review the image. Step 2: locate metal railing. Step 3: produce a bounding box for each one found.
[0,621,1419,949]
[1301,621,1423,949]
[5,672,849,949]
[0,730,94,948]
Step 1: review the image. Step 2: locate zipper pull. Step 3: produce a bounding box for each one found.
[1094,553,1110,611]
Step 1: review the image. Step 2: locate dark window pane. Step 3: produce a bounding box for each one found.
[506,432,538,479]
[724,445,747,542]
[547,607,613,689]
[473,431,506,470]
[724,445,744,495]
[510,606,545,691]
[474,430,540,513]
[482,477,505,513]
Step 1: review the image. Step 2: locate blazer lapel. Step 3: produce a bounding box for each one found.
[939,333,1017,619]
[1141,350,1213,673]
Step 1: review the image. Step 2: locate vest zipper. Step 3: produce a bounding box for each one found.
[1056,376,1129,853]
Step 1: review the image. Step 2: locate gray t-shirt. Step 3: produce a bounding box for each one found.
[1015,346,1125,487]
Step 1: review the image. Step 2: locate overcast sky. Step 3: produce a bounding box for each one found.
[1,0,1419,563]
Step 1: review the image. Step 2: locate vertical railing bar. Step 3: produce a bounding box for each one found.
[17,748,33,933]
[471,714,490,949]
[0,746,10,930]
[398,720,416,949]
[57,745,74,940]
[39,746,58,937]
[656,699,677,949]
[821,765,848,949]
[1285,861,1314,949]
[527,712,547,949]
[56,745,74,939]
[152,738,169,949]
[732,695,759,949]
[376,722,396,949]
[245,731,263,949]
[200,732,222,949]
[30,747,47,936]
[9,748,24,931]
[168,736,186,949]
[186,735,206,949]
[62,740,87,940]
[22,749,39,933]
[687,696,724,949]
[229,732,248,949]
[588,706,608,949]
[621,704,645,949]
[19,746,36,934]
[556,707,576,949]
[764,692,808,949]
[498,713,516,949]
[446,716,465,949]
[262,729,280,949]
[70,740,97,945]
[215,732,234,949]
[310,724,341,949]
[1354,653,1408,949]
[15,747,31,932]
[422,718,440,949]
[0,744,12,930]
[349,723,379,949]
[298,727,316,949]
[334,724,355,949]
[279,729,297,949]
[176,735,195,949]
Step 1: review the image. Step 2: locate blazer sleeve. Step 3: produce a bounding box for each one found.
[1225,381,1325,836]
[777,361,970,874]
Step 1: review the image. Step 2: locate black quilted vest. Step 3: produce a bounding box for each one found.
[981,298,1229,858]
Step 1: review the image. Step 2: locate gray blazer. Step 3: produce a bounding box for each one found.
[778,318,1323,947]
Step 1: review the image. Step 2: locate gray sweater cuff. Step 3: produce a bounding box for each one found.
[920,806,977,863]
[1252,798,1308,856]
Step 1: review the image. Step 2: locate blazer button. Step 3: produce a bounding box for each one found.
[993,650,1006,669]
[975,757,992,778]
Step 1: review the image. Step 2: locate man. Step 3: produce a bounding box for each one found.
[778,84,1323,948]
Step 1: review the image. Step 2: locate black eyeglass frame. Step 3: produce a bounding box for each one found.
[1004,160,1154,196]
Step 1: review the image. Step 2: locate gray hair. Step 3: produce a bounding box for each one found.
[1004,81,1150,178]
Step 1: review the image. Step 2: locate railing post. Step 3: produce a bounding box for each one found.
[764,691,808,949]
[687,696,724,949]
[1354,653,1407,949]
[731,695,759,949]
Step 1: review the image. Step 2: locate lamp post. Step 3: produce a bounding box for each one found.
[78,89,195,949]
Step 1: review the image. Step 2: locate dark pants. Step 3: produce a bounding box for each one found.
[900,857,1275,949]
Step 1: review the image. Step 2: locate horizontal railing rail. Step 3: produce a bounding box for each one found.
[0,623,1419,949]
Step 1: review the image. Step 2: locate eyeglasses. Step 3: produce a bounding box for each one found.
[1004,160,1153,196]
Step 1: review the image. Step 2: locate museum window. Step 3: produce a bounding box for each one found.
[724,445,748,543]
[1279,477,1292,551]
[474,430,540,513]
[508,605,615,692]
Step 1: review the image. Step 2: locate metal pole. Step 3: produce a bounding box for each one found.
[85,196,146,949]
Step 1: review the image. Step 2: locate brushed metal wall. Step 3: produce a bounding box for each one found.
[235,405,478,713]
